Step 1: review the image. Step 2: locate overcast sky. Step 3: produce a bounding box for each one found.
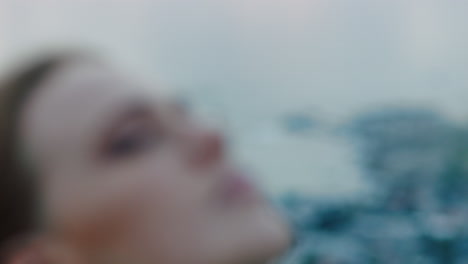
[1,0,468,196]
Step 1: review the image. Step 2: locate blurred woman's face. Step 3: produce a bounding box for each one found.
[18,60,290,264]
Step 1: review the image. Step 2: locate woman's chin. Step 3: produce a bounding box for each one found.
[240,206,292,263]
[260,213,292,261]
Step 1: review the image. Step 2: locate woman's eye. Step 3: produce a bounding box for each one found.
[107,122,160,158]
[110,134,146,157]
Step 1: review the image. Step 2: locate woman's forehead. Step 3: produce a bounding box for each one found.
[19,61,161,169]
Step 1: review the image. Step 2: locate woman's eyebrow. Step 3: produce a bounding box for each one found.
[105,98,156,128]
[98,98,154,135]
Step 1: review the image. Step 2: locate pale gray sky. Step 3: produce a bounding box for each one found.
[1,0,467,196]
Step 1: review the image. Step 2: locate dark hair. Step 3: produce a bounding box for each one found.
[0,55,72,258]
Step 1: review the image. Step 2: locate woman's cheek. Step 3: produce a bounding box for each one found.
[50,173,146,249]
[118,174,209,263]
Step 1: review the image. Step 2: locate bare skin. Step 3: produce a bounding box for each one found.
[12,60,291,264]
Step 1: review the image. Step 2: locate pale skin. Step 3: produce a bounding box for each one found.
[10,59,291,264]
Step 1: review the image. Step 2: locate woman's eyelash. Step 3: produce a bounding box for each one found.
[109,132,148,157]
[106,119,161,158]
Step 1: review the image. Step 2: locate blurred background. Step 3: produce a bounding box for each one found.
[1,0,467,263]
